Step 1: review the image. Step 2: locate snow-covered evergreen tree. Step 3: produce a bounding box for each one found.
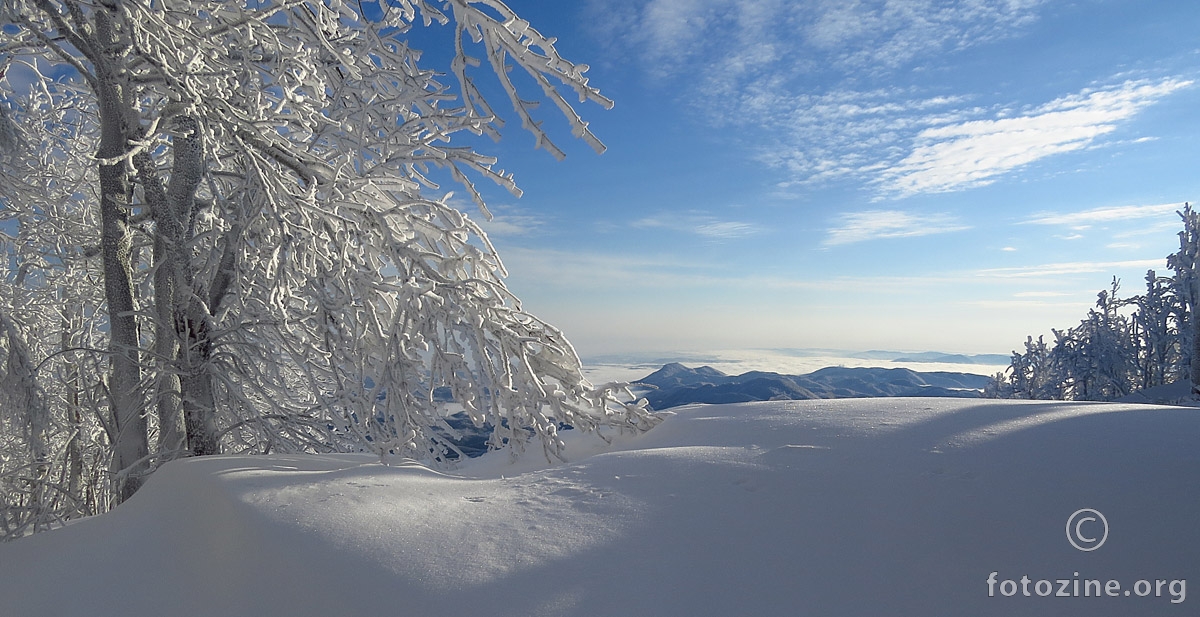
[999,333,1071,400]
[0,0,658,530]
[1131,269,1184,389]
[991,209,1196,402]
[1001,282,1144,401]
[1166,203,1200,393]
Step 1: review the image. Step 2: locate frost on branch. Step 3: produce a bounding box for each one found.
[0,0,657,527]
[215,184,658,463]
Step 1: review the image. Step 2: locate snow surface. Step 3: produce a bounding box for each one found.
[1116,381,1200,407]
[2,398,1198,616]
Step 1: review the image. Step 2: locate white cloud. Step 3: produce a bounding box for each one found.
[629,0,725,67]
[502,247,971,293]
[500,247,720,290]
[633,212,763,240]
[692,221,760,239]
[1112,218,1186,239]
[976,259,1163,279]
[823,210,969,246]
[808,0,1046,69]
[605,0,1046,80]
[476,205,547,237]
[878,79,1193,196]
[1013,291,1074,297]
[593,1,1192,199]
[1023,202,1183,226]
[960,298,1094,310]
[1017,201,1187,246]
[755,88,979,188]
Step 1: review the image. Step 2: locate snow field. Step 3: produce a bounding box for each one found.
[1,398,1197,616]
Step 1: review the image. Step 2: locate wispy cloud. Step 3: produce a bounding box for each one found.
[878,79,1194,196]
[960,298,1094,310]
[500,247,720,289]
[823,210,969,246]
[633,212,763,240]
[599,0,1046,81]
[755,88,980,188]
[1013,291,1075,297]
[1018,200,1188,247]
[592,1,1192,199]
[503,245,977,293]
[1023,202,1184,227]
[976,259,1163,279]
[766,78,1192,200]
[479,211,545,237]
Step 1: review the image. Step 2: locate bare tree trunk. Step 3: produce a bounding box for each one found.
[169,117,221,456]
[134,154,184,457]
[135,113,221,457]
[133,113,226,461]
[94,4,149,503]
[180,312,221,456]
[152,266,185,456]
[59,298,87,515]
[177,219,243,456]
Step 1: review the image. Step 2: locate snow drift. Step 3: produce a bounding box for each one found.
[1,398,1197,616]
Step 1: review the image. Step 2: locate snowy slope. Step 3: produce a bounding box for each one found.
[1,398,1198,616]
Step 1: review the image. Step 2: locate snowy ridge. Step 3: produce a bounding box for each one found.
[1,398,1198,616]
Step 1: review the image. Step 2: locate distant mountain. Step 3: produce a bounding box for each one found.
[646,375,820,409]
[887,352,1011,365]
[803,366,990,390]
[637,364,991,410]
[639,362,730,389]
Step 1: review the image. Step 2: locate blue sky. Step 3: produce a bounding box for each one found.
[443,1,1200,358]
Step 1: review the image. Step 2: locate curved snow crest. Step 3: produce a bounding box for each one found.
[2,398,1199,617]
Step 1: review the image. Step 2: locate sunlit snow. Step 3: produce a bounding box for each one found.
[1,398,1196,616]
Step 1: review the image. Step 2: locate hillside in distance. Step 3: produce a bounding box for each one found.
[637,363,992,410]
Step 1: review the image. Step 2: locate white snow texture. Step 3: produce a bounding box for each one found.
[1,398,1197,616]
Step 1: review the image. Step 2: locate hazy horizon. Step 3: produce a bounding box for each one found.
[577,347,1012,385]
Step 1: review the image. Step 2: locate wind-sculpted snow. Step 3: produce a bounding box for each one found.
[1,398,1197,616]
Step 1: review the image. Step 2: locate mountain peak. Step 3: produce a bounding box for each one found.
[638,363,729,389]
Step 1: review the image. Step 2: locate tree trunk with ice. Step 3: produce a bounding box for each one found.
[0,0,659,526]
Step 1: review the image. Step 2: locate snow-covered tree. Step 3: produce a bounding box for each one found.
[0,85,114,533]
[1130,269,1184,390]
[992,335,1061,400]
[991,211,1199,402]
[0,0,658,528]
[1024,280,1142,401]
[1166,203,1200,393]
